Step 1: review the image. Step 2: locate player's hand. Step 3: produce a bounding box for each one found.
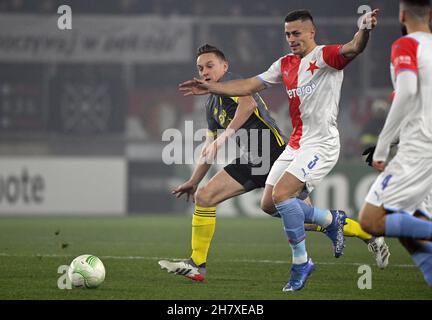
[372,160,386,172]
[359,8,379,31]
[179,78,210,96]
[172,181,198,202]
[361,145,376,166]
[362,145,386,171]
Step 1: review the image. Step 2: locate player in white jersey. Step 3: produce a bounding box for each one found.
[359,0,432,287]
[180,9,379,291]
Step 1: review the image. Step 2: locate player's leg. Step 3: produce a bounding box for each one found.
[358,202,387,236]
[305,214,371,241]
[261,151,312,217]
[302,197,328,231]
[305,218,366,238]
[359,156,432,284]
[272,171,315,291]
[272,172,344,256]
[260,184,278,216]
[398,206,432,286]
[263,186,346,233]
[342,218,372,240]
[262,185,338,236]
[190,169,245,268]
[359,201,432,278]
[399,236,432,286]
[337,205,389,268]
[305,215,390,267]
[360,201,432,239]
[360,154,432,239]
[271,146,345,291]
[264,152,390,266]
[340,217,390,268]
[261,184,312,216]
[262,180,389,264]
[359,171,432,240]
[260,136,287,216]
[263,148,346,259]
[159,169,245,281]
[359,157,432,240]
[263,187,390,267]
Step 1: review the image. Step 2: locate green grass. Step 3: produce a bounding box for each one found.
[0,216,430,300]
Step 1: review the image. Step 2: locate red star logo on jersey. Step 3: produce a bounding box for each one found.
[307,60,320,75]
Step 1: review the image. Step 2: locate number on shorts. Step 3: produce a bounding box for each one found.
[307,155,319,169]
[381,175,392,190]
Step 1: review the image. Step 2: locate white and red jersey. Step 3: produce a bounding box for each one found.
[389,32,432,158]
[257,45,351,150]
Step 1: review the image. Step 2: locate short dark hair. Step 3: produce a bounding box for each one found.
[196,44,227,61]
[401,0,430,19]
[285,9,314,24]
[401,0,430,6]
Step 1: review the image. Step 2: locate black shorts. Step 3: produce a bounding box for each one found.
[224,138,286,192]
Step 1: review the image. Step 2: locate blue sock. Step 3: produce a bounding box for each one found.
[296,199,314,222]
[275,198,308,264]
[271,212,281,218]
[297,199,332,227]
[291,240,308,265]
[385,213,432,239]
[411,242,432,286]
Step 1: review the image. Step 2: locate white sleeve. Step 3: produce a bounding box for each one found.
[256,58,283,87]
[374,71,418,162]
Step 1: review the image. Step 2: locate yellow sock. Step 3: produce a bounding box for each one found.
[191,206,216,266]
[344,218,372,241]
[305,224,323,232]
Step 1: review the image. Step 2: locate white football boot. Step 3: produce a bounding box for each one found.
[367,237,390,269]
[158,259,206,281]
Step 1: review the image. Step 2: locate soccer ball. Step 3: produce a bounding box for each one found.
[68,254,105,288]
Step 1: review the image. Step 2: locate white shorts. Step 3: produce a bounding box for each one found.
[365,152,432,218]
[419,192,432,219]
[265,145,340,195]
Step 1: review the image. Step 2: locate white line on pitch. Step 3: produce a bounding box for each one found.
[0,252,416,268]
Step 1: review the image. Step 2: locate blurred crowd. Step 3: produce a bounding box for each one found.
[0,0,398,160]
[0,0,394,17]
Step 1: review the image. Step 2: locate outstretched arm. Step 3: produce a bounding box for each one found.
[171,134,214,202]
[341,9,379,59]
[373,71,418,170]
[179,76,266,97]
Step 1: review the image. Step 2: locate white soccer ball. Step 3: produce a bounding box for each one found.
[68,254,105,288]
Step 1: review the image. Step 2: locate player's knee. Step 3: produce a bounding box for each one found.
[360,206,388,236]
[359,214,380,236]
[359,215,373,234]
[260,200,276,215]
[195,187,217,207]
[272,184,291,204]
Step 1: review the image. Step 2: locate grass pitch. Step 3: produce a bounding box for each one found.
[0,215,430,300]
